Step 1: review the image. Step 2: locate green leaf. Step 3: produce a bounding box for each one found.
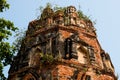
[0,0,10,12]
[0,1,18,79]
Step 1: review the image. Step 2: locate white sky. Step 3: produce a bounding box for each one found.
[1,0,120,79]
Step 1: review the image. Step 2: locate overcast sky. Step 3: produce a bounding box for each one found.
[1,0,120,78]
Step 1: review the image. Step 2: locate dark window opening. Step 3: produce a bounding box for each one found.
[73,18,77,25]
[64,38,72,59]
[101,53,106,61]
[29,78,35,80]
[85,75,91,80]
[88,46,95,63]
[39,37,42,42]
[52,38,57,57]
[41,42,47,54]
[81,73,85,80]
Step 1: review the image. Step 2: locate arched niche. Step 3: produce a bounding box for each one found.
[101,52,106,69]
[64,6,78,26]
[54,10,64,25]
[77,72,85,80]
[70,17,77,25]
[28,47,41,67]
[87,46,95,64]
[22,71,39,80]
[23,73,36,80]
[101,52,114,72]
[37,34,46,43]
[105,53,114,72]
[96,75,114,80]
[64,38,72,59]
[64,16,77,26]
[80,20,86,28]
[77,44,88,64]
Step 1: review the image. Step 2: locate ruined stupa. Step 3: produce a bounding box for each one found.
[8,6,116,80]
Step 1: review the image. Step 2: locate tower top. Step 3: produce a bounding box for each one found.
[65,6,76,13]
[8,5,116,80]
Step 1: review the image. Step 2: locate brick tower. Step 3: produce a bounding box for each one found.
[8,6,117,80]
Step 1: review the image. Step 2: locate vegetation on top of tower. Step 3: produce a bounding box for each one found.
[40,3,54,20]
[77,10,90,21]
[39,3,90,21]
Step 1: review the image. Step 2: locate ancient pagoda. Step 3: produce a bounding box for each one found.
[8,6,117,80]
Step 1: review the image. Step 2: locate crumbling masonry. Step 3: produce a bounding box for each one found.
[8,6,117,80]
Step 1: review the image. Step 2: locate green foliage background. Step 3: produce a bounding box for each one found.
[0,0,18,79]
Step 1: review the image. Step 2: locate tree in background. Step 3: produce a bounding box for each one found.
[0,0,18,79]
